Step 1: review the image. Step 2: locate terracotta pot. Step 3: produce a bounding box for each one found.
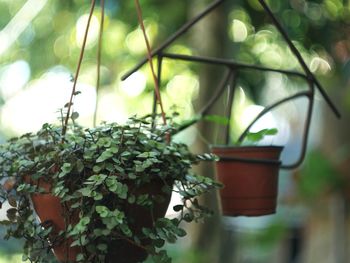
[27,177,172,263]
[211,146,283,217]
[27,178,80,262]
[105,180,172,263]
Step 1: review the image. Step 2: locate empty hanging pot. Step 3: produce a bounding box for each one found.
[211,145,283,217]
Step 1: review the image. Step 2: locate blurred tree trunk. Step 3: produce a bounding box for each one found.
[294,54,350,262]
[188,1,235,262]
[321,77,350,263]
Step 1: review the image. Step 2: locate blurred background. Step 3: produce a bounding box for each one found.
[0,0,349,262]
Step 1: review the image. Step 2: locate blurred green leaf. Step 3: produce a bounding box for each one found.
[203,115,230,126]
[245,128,278,143]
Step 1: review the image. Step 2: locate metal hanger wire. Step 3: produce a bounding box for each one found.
[122,0,340,169]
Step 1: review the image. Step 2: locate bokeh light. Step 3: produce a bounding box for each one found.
[120,71,146,97]
[230,19,248,42]
[76,14,100,48]
[0,60,30,100]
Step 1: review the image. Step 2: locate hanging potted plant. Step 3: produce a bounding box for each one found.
[211,128,283,217]
[0,114,220,263]
[176,112,283,217]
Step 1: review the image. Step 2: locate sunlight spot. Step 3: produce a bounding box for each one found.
[168,45,193,56]
[252,40,268,54]
[125,28,145,54]
[76,14,99,48]
[310,57,331,74]
[120,72,146,97]
[95,90,128,124]
[1,67,96,135]
[173,125,197,146]
[53,35,70,58]
[240,105,266,132]
[0,60,30,100]
[125,21,158,55]
[260,49,282,67]
[237,86,246,106]
[166,74,199,103]
[239,104,290,145]
[166,191,182,218]
[231,19,248,42]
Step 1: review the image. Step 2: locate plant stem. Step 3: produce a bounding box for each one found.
[62,0,96,137]
[134,0,168,131]
[93,0,105,127]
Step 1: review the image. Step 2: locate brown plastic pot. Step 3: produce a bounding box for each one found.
[211,146,283,217]
[27,177,172,263]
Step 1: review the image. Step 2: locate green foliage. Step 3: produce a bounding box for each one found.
[244,128,278,144]
[203,115,230,126]
[0,115,220,263]
[298,150,342,199]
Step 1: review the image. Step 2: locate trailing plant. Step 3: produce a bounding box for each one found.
[0,114,220,263]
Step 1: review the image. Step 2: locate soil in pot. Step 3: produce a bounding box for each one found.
[211,146,283,217]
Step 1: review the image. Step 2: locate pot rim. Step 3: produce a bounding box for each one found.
[210,145,284,150]
[210,145,284,166]
[215,155,282,165]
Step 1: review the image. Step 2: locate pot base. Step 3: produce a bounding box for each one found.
[220,197,276,217]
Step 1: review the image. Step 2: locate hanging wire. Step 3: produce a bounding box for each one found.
[134,0,167,128]
[62,0,96,136]
[93,0,105,127]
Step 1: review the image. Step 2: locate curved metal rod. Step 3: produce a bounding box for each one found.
[162,53,308,80]
[236,89,315,170]
[281,80,315,169]
[121,0,225,81]
[259,0,340,119]
[130,0,339,171]
[157,52,317,169]
[237,90,312,143]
